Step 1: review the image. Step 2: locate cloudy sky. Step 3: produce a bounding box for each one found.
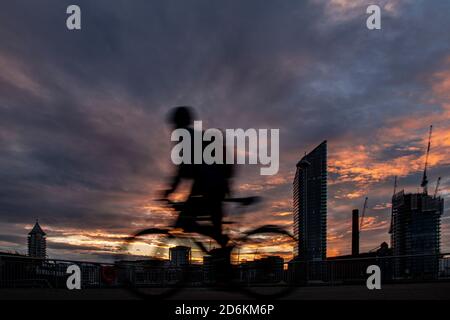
[1,0,450,262]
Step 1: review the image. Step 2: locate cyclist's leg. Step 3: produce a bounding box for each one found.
[175,197,197,230]
[176,195,228,246]
[176,196,215,237]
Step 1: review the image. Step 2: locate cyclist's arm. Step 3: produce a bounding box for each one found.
[164,163,190,196]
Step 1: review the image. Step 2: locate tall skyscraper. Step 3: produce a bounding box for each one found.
[293,141,327,261]
[391,191,443,278]
[28,220,46,258]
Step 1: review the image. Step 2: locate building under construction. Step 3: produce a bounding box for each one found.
[390,191,443,278]
[390,126,444,279]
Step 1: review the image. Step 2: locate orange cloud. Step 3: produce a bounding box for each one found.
[329,56,450,189]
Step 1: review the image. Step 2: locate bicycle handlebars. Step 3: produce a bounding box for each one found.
[154,196,261,207]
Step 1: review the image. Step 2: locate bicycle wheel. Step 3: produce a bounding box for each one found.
[115,228,199,299]
[231,225,296,299]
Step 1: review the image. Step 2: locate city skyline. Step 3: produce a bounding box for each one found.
[1,1,450,262]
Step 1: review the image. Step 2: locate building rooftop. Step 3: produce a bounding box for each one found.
[28,220,46,235]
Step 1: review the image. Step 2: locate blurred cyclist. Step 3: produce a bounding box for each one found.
[162,106,233,247]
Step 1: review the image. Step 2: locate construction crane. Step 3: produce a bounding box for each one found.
[360,197,368,232]
[434,177,441,198]
[421,125,433,194]
[389,176,397,234]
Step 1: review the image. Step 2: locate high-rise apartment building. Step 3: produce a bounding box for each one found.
[293,141,327,261]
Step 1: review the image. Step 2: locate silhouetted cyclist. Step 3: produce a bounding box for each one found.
[162,106,233,247]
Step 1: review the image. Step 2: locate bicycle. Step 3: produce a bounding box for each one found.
[115,197,296,299]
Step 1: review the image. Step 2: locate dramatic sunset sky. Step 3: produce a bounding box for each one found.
[1,0,450,262]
